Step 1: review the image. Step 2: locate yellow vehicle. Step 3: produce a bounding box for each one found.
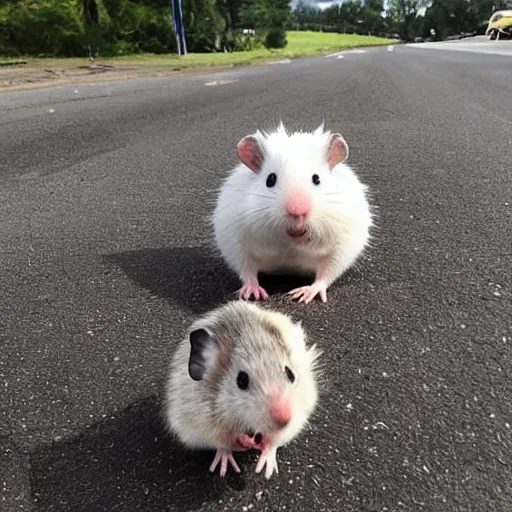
[485,9,512,40]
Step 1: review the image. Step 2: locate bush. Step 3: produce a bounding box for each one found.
[0,0,282,56]
[221,29,264,51]
[182,0,227,53]
[476,20,488,35]
[0,0,177,57]
[241,0,291,49]
[108,1,177,54]
[0,0,84,57]
[97,40,138,57]
[264,27,287,48]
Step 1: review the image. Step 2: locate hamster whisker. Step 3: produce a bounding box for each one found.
[322,197,346,202]
[214,220,245,236]
[319,212,347,223]
[248,205,273,213]
[323,199,349,205]
[262,216,282,234]
[247,193,273,200]
[271,218,285,234]
[323,205,349,211]
[232,189,272,199]
[247,194,268,200]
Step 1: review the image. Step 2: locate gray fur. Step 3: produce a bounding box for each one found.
[163,301,321,466]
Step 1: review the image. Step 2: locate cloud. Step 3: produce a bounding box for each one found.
[292,0,343,9]
[292,0,392,12]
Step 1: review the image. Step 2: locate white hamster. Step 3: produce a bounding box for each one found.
[212,122,373,304]
[163,300,321,479]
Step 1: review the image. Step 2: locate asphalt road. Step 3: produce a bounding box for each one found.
[408,35,512,56]
[1,39,511,512]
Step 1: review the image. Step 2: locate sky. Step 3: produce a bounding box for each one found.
[291,0,343,9]
[291,0,390,11]
[291,0,394,14]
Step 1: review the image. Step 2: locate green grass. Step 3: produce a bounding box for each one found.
[114,32,397,66]
[0,32,397,72]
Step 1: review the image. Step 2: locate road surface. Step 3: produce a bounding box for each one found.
[408,35,512,56]
[408,36,512,57]
[1,39,511,512]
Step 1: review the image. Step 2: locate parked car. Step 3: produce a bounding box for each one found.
[485,10,512,40]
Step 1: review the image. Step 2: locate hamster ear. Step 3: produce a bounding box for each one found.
[237,135,264,174]
[327,133,349,170]
[188,328,217,381]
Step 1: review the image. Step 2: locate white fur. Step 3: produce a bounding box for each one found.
[212,123,373,289]
[163,301,321,467]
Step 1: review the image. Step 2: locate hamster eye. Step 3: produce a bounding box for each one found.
[266,173,277,188]
[237,371,250,390]
[285,366,295,383]
[312,174,320,186]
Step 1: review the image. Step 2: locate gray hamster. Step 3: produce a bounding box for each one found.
[163,300,321,478]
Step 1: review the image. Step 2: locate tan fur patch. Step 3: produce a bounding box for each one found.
[261,319,290,357]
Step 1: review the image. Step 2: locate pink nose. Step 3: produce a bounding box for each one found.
[285,190,312,218]
[271,401,292,428]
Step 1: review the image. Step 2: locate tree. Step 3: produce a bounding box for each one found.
[183,0,226,52]
[322,4,343,31]
[362,0,386,35]
[243,0,292,48]
[291,0,511,40]
[0,0,84,56]
[468,0,511,29]
[338,1,364,34]
[386,0,428,40]
[216,0,253,29]
[293,1,322,31]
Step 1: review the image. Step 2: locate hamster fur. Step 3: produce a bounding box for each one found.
[212,122,373,304]
[163,300,321,479]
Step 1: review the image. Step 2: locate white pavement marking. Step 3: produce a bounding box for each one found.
[325,49,366,59]
[268,59,292,65]
[325,48,366,58]
[325,51,345,58]
[337,55,345,59]
[204,79,238,87]
[388,45,394,52]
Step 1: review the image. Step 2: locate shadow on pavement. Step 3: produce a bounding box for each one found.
[104,247,238,314]
[104,247,331,313]
[30,394,251,512]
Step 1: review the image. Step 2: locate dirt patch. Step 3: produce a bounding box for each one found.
[0,61,243,93]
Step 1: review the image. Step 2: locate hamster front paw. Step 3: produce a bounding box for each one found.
[288,280,327,304]
[209,449,241,477]
[239,281,269,301]
[255,446,279,479]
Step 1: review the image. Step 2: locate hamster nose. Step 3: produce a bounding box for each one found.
[271,400,292,428]
[285,191,312,219]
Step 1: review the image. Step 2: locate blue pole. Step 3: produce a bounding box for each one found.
[171,0,180,54]
[177,0,187,55]
[171,0,187,55]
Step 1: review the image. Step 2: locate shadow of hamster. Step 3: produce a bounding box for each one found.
[29,394,249,512]
[104,247,325,311]
[258,272,314,293]
[103,247,238,315]
[104,247,364,313]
